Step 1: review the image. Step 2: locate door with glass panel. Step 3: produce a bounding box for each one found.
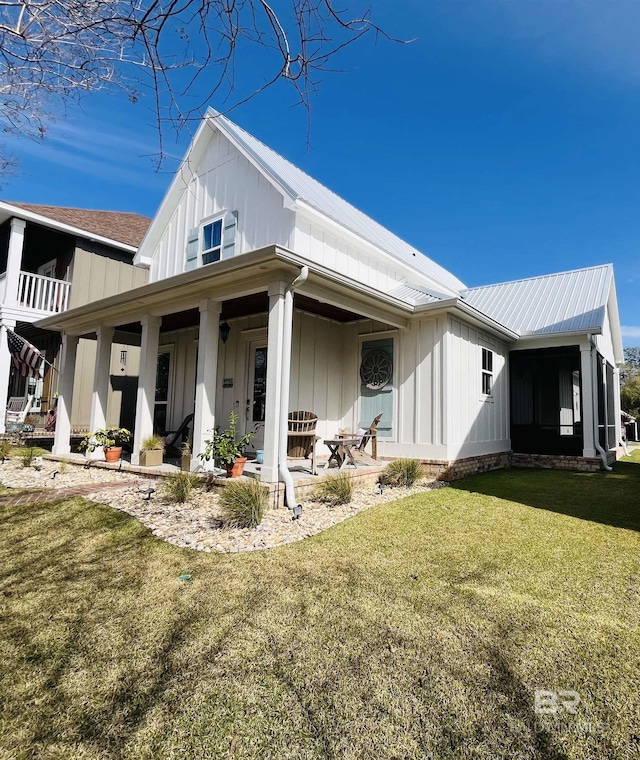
[154,349,172,434]
[247,343,267,451]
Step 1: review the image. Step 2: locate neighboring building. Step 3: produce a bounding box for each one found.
[0,202,150,433]
[38,110,624,496]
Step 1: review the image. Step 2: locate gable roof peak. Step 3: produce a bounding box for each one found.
[204,108,466,294]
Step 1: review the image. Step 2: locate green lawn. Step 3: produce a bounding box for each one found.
[0,457,639,759]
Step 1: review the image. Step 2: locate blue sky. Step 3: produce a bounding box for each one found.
[2,0,639,344]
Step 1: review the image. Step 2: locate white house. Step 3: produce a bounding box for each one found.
[37,109,624,502]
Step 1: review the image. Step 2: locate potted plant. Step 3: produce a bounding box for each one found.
[139,433,165,467]
[80,427,132,463]
[198,412,255,477]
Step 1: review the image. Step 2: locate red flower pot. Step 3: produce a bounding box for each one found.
[225,457,247,478]
[104,446,123,463]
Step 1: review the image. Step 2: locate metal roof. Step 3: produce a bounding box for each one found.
[209,109,466,294]
[388,283,450,306]
[461,264,613,336]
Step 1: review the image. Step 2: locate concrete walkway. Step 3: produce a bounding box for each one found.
[0,480,135,507]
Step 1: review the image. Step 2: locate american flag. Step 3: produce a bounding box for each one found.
[7,330,43,379]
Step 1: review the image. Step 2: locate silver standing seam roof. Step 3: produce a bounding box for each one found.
[209,109,466,294]
[461,264,613,336]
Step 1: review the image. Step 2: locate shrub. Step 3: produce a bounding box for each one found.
[0,440,12,460]
[220,479,267,528]
[141,434,165,452]
[380,458,424,488]
[313,471,354,506]
[162,471,201,503]
[21,447,36,468]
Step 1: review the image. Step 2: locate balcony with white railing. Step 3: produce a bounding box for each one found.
[16,271,71,314]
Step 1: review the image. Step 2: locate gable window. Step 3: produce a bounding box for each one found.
[481,348,493,396]
[202,219,223,264]
[186,211,238,271]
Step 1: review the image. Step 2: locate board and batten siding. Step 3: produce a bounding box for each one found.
[292,219,405,293]
[159,310,346,452]
[68,248,148,309]
[69,338,141,431]
[447,316,510,458]
[149,129,296,282]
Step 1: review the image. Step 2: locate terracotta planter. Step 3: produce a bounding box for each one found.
[104,446,123,463]
[225,456,247,478]
[139,449,163,467]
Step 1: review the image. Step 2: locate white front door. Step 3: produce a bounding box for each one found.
[247,342,267,451]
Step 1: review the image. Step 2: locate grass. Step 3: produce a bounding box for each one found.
[312,470,355,506]
[219,478,268,527]
[380,457,425,487]
[0,456,638,759]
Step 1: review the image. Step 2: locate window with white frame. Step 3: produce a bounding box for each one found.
[201,218,223,264]
[185,212,238,271]
[481,347,493,396]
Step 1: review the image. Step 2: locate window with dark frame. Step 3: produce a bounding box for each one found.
[482,348,493,396]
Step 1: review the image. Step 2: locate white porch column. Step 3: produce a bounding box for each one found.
[131,315,161,465]
[580,344,596,457]
[87,326,114,458]
[191,299,221,470]
[0,319,17,434]
[4,218,26,307]
[261,281,287,483]
[52,333,79,455]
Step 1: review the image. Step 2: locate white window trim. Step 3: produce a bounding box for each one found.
[480,345,494,401]
[199,211,227,266]
[357,329,398,442]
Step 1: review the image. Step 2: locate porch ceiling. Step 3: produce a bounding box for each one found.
[36,246,412,335]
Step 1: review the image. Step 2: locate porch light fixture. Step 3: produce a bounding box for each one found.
[219,321,231,343]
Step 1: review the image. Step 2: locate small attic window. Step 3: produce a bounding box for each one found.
[202,219,223,264]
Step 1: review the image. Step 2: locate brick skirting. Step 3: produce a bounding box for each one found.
[416,451,513,481]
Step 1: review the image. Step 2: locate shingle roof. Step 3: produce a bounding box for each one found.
[8,202,151,248]
[211,109,466,294]
[461,264,613,336]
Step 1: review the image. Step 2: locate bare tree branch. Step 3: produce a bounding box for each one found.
[0,0,406,169]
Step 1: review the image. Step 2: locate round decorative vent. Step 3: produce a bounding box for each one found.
[360,350,393,390]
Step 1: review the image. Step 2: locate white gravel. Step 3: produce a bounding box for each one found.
[0,456,448,554]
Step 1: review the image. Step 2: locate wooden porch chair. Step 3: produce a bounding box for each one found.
[163,413,194,456]
[287,411,319,475]
[349,413,383,467]
[5,395,35,425]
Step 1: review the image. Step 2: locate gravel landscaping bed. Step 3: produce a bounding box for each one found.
[0,457,142,490]
[89,477,448,553]
[0,456,448,553]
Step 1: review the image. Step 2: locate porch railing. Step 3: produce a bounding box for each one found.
[17,271,70,314]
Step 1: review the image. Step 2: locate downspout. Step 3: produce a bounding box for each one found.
[279,266,309,508]
[590,339,612,472]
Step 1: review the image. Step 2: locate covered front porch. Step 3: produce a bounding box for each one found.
[38,246,410,491]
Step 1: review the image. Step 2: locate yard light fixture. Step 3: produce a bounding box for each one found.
[219,321,231,344]
[51,470,59,479]
[292,504,303,520]
[377,482,385,495]
[140,487,155,500]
